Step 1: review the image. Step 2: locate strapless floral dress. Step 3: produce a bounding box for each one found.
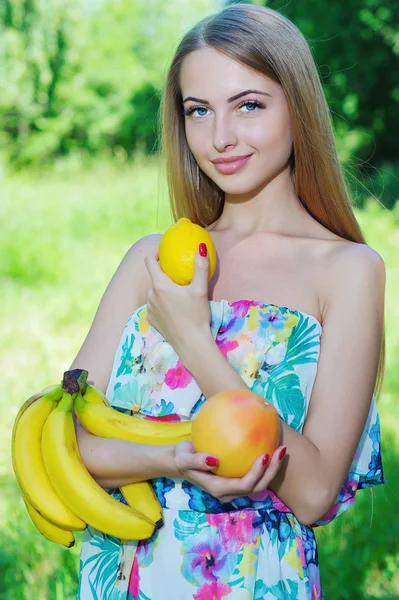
[76,299,384,600]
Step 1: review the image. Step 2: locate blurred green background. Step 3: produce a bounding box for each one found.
[0,0,398,598]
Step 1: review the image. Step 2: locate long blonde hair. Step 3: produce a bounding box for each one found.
[159,3,385,397]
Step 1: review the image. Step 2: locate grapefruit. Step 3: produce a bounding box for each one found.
[191,389,280,478]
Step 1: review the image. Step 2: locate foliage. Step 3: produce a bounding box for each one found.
[0,0,215,167]
[228,0,399,208]
[0,1,398,208]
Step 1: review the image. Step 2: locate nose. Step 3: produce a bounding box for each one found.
[212,113,238,153]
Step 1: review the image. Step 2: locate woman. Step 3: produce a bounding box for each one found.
[72,4,386,599]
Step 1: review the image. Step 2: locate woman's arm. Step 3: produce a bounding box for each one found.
[173,244,386,526]
[72,411,179,487]
[67,234,182,488]
[72,411,219,488]
[68,234,161,394]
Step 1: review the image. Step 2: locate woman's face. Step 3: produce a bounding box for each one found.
[180,47,294,194]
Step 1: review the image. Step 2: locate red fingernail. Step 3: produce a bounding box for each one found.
[205,456,218,467]
[279,447,287,460]
[262,454,269,466]
[199,243,207,257]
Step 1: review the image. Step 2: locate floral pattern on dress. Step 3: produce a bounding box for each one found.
[77,299,384,600]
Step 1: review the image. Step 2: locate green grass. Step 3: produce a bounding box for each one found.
[1,155,398,598]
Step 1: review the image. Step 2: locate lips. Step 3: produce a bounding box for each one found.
[211,154,253,174]
[211,154,253,164]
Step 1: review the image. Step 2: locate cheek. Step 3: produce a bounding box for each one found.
[255,114,292,152]
[185,123,208,154]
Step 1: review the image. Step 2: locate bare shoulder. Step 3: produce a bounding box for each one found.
[68,232,163,394]
[127,233,163,306]
[320,240,386,323]
[128,232,163,256]
[292,215,385,325]
[326,241,385,286]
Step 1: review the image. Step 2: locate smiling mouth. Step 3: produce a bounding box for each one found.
[211,154,253,165]
[211,154,253,174]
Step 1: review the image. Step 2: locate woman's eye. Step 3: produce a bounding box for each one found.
[186,106,208,117]
[183,100,265,118]
[239,100,265,112]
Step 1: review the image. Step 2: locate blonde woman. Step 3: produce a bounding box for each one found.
[72,4,386,599]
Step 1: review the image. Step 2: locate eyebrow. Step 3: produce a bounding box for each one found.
[182,89,272,104]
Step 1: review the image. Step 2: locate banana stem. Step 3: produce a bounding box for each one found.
[62,369,89,396]
[44,384,64,402]
[57,392,75,413]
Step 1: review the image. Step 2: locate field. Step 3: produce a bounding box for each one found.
[1,155,398,599]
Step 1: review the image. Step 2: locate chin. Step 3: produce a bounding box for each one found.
[217,177,268,196]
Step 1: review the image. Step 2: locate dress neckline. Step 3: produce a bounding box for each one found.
[135,298,323,332]
[209,298,323,331]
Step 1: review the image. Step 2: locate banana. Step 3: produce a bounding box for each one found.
[11,385,86,531]
[83,383,111,407]
[41,391,157,540]
[22,490,75,548]
[120,482,163,529]
[12,384,61,426]
[74,392,192,445]
[81,383,164,529]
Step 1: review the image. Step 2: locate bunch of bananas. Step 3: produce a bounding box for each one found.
[11,368,192,547]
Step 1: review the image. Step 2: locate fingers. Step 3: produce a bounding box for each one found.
[189,245,210,293]
[251,446,287,494]
[174,444,288,502]
[143,254,156,281]
[179,452,219,472]
[174,440,195,455]
[210,456,269,501]
[174,442,219,474]
[216,446,287,502]
[144,254,169,286]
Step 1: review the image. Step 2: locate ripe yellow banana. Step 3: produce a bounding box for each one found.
[12,384,61,426]
[83,383,111,407]
[41,391,156,541]
[22,490,75,548]
[74,392,192,445]
[120,482,163,529]
[81,383,164,529]
[11,385,86,531]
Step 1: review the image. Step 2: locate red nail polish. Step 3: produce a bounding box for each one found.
[205,456,218,467]
[278,447,287,460]
[199,243,207,257]
[262,454,269,466]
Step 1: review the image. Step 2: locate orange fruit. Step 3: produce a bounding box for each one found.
[191,389,280,478]
[158,218,217,285]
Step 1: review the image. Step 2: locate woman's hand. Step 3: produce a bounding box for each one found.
[174,440,287,503]
[144,244,212,351]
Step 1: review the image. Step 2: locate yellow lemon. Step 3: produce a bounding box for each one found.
[158,217,217,285]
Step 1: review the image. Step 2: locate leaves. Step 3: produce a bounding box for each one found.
[173,511,207,541]
[1,0,397,185]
